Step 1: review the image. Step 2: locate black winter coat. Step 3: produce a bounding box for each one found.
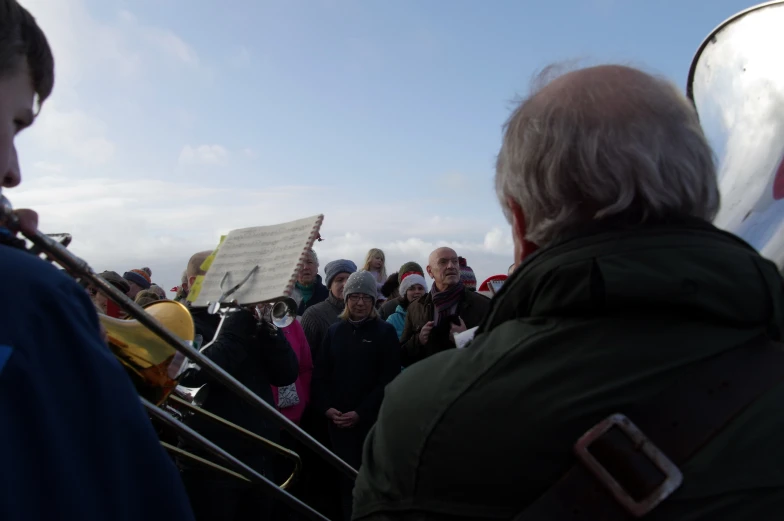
[312,317,401,428]
[178,308,298,467]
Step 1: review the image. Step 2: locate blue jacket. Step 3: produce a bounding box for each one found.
[386,304,407,340]
[0,244,194,521]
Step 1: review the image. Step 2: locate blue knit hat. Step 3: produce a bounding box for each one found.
[123,269,151,290]
[324,259,357,288]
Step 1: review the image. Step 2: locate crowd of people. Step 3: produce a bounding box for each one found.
[89,246,508,521]
[2,1,784,520]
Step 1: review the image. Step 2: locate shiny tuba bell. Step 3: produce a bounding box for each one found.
[688,0,784,270]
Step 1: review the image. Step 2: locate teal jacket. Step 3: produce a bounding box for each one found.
[386,304,407,340]
[353,222,784,521]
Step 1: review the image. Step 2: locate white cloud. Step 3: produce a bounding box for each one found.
[143,27,199,66]
[11,1,513,296]
[18,1,200,99]
[12,175,513,296]
[118,9,137,24]
[25,101,116,165]
[16,0,204,173]
[178,144,230,166]
[32,161,64,174]
[483,227,514,254]
[20,1,141,93]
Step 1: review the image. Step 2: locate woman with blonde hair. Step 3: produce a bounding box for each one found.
[361,248,388,298]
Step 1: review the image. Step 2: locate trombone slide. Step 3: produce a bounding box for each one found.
[167,394,302,490]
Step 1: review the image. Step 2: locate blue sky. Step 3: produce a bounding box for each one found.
[13,0,759,292]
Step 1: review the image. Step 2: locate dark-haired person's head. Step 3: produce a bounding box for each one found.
[0,0,54,196]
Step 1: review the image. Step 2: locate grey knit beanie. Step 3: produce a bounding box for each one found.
[324,259,358,288]
[343,271,377,301]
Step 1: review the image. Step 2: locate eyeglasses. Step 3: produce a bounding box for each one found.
[348,294,373,303]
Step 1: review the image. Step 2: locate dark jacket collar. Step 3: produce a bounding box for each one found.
[478,220,784,339]
[297,274,330,315]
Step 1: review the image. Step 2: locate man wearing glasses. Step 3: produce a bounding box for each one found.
[399,247,491,366]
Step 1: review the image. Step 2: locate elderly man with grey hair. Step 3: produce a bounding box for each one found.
[352,65,784,521]
[293,248,329,316]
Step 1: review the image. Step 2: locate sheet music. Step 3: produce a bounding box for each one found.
[191,214,323,307]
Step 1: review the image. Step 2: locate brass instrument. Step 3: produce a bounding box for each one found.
[100,300,194,406]
[166,394,302,490]
[688,0,784,265]
[256,298,299,329]
[0,195,355,521]
[100,300,301,490]
[173,384,209,407]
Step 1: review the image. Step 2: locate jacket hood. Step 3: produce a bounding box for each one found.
[479,221,784,340]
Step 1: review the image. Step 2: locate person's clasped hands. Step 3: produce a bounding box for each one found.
[326,408,359,428]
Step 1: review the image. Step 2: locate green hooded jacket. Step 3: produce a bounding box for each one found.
[352,222,784,521]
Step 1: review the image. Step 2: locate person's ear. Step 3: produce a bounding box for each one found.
[507,198,539,262]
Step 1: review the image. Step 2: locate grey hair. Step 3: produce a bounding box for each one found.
[305,248,319,266]
[495,63,720,247]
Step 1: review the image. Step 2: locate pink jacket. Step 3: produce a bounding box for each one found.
[271,320,313,425]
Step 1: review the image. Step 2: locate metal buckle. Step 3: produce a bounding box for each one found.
[574,413,683,517]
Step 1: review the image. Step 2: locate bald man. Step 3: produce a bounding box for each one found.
[185,249,212,291]
[353,64,784,520]
[398,247,490,367]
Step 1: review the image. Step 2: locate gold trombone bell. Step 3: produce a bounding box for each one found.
[99,300,194,406]
[99,299,301,489]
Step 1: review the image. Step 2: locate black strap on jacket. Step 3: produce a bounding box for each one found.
[513,336,784,520]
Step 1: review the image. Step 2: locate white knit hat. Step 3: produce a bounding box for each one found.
[399,273,427,297]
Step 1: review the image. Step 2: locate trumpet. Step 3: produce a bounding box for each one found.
[255,298,298,329]
[0,195,355,521]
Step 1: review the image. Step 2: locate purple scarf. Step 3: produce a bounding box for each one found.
[431,282,465,326]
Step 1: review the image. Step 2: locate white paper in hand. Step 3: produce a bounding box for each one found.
[454,326,478,349]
